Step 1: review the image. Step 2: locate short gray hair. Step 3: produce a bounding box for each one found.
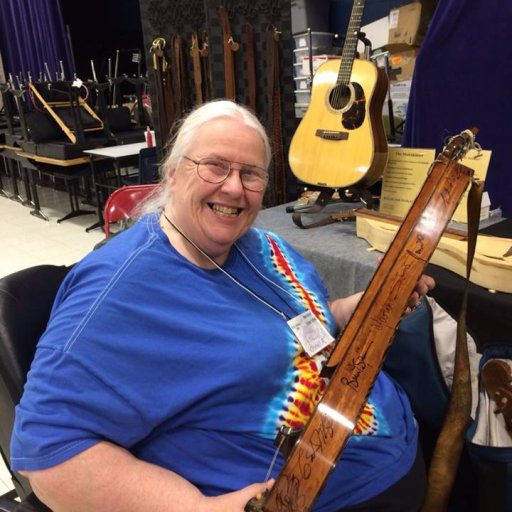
[140,100,271,214]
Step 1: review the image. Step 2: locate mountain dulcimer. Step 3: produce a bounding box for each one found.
[246,128,480,512]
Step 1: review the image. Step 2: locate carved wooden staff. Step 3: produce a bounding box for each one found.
[171,34,189,117]
[190,32,203,105]
[244,22,256,112]
[199,31,213,102]
[149,37,175,148]
[267,25,287,206]
[246,128,479,512]
[219,5,239,100]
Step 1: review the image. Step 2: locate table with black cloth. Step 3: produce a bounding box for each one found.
[256,204,512,352]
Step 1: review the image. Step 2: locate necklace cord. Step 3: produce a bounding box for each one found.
[161,212,290,320]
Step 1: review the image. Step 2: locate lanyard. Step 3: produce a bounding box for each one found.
[161,212,292,320]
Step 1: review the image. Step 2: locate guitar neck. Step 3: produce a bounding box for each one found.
[338,0,366,86]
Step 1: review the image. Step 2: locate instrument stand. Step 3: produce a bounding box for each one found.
[339,187,376,210]
[286,188,335,214]
[290,187,376,229]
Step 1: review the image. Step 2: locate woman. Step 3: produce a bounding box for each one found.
[11,100,433,511]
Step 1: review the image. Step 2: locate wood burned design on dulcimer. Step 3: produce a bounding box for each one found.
[338,244,428,399]
[439,161,472,209]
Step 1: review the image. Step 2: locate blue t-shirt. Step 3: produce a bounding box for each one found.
[11,214,417,511]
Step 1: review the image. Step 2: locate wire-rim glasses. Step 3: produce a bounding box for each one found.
[183,156,268,192]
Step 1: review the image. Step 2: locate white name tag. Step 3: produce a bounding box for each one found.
[287,310,335,357]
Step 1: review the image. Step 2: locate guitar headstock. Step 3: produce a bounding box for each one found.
[441,127,479,162]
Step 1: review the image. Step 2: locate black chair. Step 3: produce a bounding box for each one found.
[137,146,158,184]
[104,106,145,145]
[121,146,158,186]
[0,265,72,512]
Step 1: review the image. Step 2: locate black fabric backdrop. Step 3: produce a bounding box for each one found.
[402,0,512,217]
[138,0,297,207]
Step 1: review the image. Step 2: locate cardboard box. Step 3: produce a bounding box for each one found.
[388,48,419,81]
[387,2,427,51]
[356,16,389,55]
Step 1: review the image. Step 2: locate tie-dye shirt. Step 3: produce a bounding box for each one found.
[11,214,418,511]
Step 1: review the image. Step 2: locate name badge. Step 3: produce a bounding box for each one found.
[287,310,335,357]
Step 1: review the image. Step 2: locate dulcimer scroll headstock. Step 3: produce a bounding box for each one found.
[440,127,479,162]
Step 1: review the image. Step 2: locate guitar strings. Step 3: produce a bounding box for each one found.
[331,2,363,109]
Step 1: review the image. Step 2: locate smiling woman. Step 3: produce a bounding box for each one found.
[160,114,268,266]
[11,99,434,512]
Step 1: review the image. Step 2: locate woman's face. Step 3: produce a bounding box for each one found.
[166,117,267,263]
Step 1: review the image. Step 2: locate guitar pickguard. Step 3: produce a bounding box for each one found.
[342,82,366,130]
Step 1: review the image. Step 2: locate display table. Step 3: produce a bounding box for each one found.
[256,202,378,298]
[1,145,93,222]
[84,141,147,161]
[256,203,512,350]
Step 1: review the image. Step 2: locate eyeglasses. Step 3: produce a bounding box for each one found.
[183,156,268,192]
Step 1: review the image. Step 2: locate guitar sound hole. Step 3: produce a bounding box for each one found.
[329,85,351,110]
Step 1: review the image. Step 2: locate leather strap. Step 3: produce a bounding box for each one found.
[149,37,175,147]
[421,178,484,512]
[199,31,213,102]
[244,22,256,112]
[171,34,188,117]
[267,25,286,206]
[219,5,239,100]
[190,32,203,105]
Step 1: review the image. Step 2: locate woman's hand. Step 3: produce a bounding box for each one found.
[404,274,436,314]
[200,480,274,512]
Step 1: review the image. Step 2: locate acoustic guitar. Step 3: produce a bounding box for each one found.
[289,0,388,189]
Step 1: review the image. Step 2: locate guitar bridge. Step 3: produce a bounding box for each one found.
[315,129,348,141]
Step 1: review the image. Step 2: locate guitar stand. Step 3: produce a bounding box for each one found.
[286,188,334,214]
[290,188,376,229]
[287,188,334,229]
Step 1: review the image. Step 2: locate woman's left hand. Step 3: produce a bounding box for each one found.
[405,274,436,314]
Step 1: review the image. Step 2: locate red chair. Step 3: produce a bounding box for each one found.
[103,184,159,237]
